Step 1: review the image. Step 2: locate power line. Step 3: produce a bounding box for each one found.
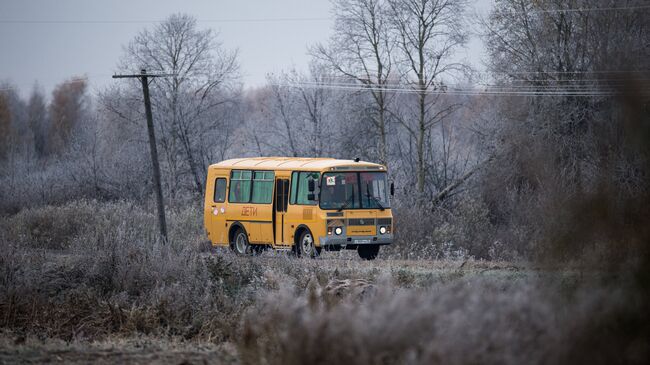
[477,70,650,75]
[272,81,646,97]
[1,4,648,25]
[0,17,331,25]
[498,4,650,14]
[292,79,648,91]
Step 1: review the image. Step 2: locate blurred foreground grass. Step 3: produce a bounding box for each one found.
[0,200,647,364]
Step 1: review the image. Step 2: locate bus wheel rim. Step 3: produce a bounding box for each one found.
[302,234,313,254]
[236,234,246,253]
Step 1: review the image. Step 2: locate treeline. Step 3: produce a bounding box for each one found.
[1,0,648,260]
[0,78,88,159]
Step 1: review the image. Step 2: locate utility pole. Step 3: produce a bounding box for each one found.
[112,69,173,240]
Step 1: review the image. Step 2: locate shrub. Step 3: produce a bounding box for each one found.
[386,197,498,260]
[240,276,649,365]
[0,200,247,341]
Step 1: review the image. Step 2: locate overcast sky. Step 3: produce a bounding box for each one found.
[0,0,493,98]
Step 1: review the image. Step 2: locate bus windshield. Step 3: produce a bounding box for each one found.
[319,171,390,210]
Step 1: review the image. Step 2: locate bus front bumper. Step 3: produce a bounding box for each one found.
[318,234,393,247]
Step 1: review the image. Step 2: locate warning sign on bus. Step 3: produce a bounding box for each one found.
[326,176,336,186]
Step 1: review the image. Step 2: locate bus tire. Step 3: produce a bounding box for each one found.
[297,230,319,258]
[358,245,380,260]
[231,228,250,255]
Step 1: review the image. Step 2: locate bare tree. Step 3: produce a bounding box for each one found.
[388,0,469,195]
[266,73,300,157]
[476,0,650,257]
[118,13,240,197]
[253,65,342,158]
[312,0,395,166]
[482,0,649,191]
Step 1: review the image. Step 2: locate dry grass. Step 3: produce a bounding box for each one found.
[1,200,649,364]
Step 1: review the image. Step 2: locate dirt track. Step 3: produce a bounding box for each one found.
[0,337,238,365]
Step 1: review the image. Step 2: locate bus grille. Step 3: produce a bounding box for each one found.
[347,218,375,226]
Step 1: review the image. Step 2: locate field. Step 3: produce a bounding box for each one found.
[0,257,534,365]
[2,200,647,364]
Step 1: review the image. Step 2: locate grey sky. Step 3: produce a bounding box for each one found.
[0,0,493,98]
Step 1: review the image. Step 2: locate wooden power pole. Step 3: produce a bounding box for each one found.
[112,69,173,240]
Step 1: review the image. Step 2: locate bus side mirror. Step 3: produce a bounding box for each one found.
[308,179,315,192]
[390,182,395,196]
[307,193,316,201]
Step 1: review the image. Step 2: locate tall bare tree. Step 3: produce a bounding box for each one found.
[255,65,338,157]
[477,0,650,256]
[388,0,469,195]
[312,0,395,166]
[118,13,240,197]
[482,0,649,191]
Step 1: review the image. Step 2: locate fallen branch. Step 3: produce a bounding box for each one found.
[431,157,494,209]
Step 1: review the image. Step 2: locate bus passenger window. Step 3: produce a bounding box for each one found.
[213,178,226,203]
[251,171,274,204]
[229,170,252,203]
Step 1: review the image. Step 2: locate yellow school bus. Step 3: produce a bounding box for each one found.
[203,157,394,260]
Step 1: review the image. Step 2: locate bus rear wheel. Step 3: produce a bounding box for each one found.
[231,229,250,255]
[297,230,321,258]
[358,245,380,260]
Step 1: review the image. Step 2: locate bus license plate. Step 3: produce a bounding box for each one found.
[354,239,371,244]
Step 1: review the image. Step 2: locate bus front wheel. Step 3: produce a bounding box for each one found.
[231,229,250,255]
[358,245,380,260]
[297,230,320,258]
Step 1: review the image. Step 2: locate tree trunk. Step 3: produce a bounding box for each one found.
[417,89,426,195]
[378,103,388,167]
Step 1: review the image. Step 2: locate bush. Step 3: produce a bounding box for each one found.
[1,199,206,251]
[0,199,245,341]
[239,276,649,365]
[386,197,500,260]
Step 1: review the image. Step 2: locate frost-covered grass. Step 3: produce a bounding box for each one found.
[0,200,648,364]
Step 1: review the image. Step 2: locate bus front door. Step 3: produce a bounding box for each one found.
[208,173,228,245]
[274,179,290,247]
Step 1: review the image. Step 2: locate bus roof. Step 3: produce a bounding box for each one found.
[210,157,386,171]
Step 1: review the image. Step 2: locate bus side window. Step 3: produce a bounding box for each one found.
[290,171,319,205]
[290,172,299,204]
[251,171,274,204]
[229,170,252,203]
[296,172,319,205]
[213,178,226,203]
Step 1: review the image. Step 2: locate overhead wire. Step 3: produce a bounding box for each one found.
[291,78,648,89]
[494,3,650,14]
[0,3,648,24]
[0,17,331,25]
[270,82,627,97]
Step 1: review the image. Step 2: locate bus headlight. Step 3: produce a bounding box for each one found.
[379,226,387,235]
[334,227,343,235]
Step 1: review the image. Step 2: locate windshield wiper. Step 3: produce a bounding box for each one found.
[337,198,352,212]
[337,187,356,212]
[365,184,385,211]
